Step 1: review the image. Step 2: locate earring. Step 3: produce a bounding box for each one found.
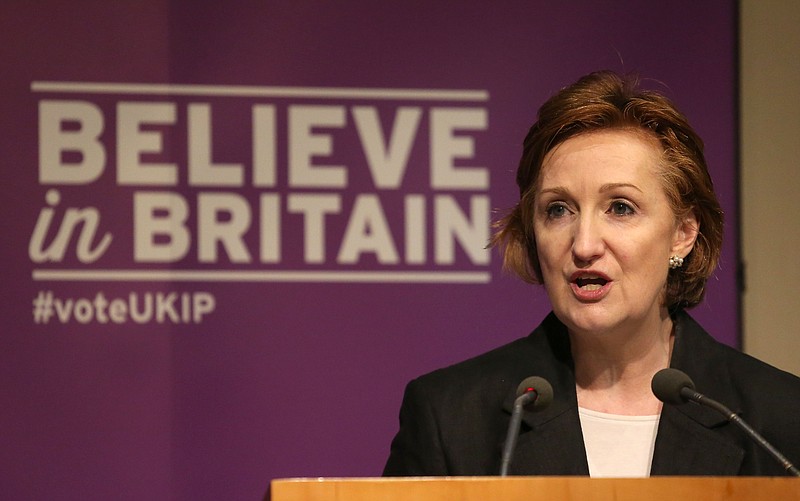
[669,255,684,269]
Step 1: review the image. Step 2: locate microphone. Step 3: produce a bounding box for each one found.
[652,368,800,477]
[499,376,554,476]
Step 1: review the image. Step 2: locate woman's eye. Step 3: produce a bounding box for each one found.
[546,203,569,218]
[610,201,635,216]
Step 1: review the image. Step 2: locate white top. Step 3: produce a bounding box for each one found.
[578,407,660,478]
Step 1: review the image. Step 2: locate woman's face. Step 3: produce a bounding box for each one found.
[532,129,697,336]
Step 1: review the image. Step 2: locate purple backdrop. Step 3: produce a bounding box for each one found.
[1,2,737,500]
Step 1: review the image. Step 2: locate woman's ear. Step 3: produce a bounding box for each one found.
[671,212,699,258]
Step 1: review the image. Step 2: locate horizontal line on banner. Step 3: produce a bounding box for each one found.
[31,81,489,101]
[32,269,491,284]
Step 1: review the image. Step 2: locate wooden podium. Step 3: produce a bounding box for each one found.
[271,476,800,501]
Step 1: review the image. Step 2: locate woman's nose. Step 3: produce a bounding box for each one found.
[571,216,605,265]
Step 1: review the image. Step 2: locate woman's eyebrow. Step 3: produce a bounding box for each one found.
[599,182,643,193]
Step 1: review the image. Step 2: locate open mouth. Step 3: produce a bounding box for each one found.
[574,276,608,291]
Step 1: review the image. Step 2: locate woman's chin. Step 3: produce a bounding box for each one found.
[553,306,622,336]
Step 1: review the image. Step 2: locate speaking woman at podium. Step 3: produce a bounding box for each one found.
[383,71,800,477]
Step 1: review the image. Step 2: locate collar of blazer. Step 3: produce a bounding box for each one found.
[666,310,740,428]
[498,313,589,475]
[500,310,744,475]
[651,311,744,474]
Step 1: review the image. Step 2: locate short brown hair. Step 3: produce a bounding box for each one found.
[492,71,724,309]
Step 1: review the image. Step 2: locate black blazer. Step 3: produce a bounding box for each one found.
[383,311,800,476]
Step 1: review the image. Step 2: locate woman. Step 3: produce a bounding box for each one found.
[383,71,800,477]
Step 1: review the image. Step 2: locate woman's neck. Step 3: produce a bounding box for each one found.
[571,311,674,415]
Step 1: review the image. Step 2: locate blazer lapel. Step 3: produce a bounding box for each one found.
[650,404,744,475]
[500,318,589,476]
[510,403,590,475]
[651,311,745,475]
